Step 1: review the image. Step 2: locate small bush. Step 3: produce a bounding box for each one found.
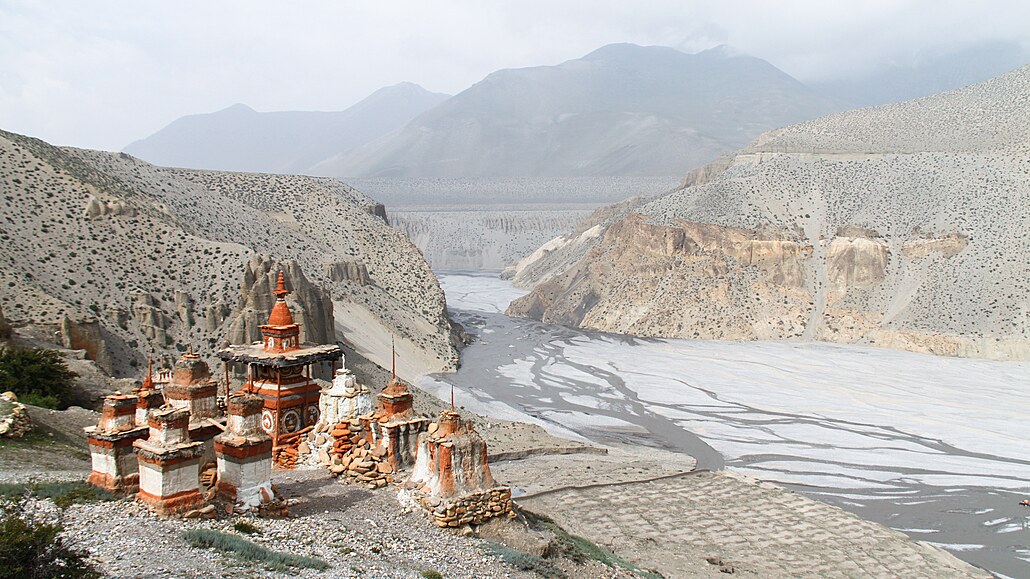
[233,520,260,535]
[420,571,444,579]
[0,506,100,578]
[0,481,116,509]
[0,347,78,410]
[183,529,328,571]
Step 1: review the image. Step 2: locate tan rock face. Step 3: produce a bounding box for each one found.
[509,214,815,340]
[825,232,889,289]
[902,232,968,259]
[225,255,334,348]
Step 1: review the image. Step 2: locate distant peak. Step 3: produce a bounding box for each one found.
[368,82,450,100]
[696,44,747,59]
[581,43,684,61]
[219,103,256,114]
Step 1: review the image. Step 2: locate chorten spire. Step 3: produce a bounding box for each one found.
[273,271,289,299]
[266,271,295,328]
[391,336,396,380]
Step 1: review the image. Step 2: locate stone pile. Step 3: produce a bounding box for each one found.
[324,419,393,489]
[300,366,372,467]
[0,392,32,439]
[402,410,513,528]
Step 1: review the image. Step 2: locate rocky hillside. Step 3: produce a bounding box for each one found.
[0,129,460,380]
[314,44,841,178]
[508,65,1030,360]
[124,83,450,174]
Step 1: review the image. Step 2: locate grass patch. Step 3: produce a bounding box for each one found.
[522,509,664,578]
[482,540,566,578]
[233,520,260,535]
[0,480,116,509]
[420,571,444,579]
[184,529,329,571]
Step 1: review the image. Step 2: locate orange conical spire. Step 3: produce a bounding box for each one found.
[267,271,295,327]
[273,271,289,299]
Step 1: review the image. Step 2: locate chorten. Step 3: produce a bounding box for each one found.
[218,272,342,466]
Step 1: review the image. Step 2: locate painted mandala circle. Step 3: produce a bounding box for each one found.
[306,404,319,425]
[261,410,274,433]
[281,408,301,433]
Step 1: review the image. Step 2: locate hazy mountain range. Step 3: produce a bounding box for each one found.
[313,44,842,178]
[124,42,1028,181]
[123,82,449,173]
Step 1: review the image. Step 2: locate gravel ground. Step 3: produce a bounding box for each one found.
[7,467,625,578]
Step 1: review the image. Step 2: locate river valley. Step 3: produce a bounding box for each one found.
[420,271,1030,578]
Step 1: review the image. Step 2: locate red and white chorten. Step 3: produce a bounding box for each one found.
[217,272,342,457]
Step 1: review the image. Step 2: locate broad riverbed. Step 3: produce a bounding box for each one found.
[420,271,1030,578]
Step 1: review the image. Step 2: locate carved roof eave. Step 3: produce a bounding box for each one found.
[217,344,343,367]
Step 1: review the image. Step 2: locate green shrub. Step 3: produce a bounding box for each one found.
[183,529,328,571]
[0,347,78,410]
[0,506,100,578]
[233,520,260,535]
[0,481,115,509]
[420,571,444,579]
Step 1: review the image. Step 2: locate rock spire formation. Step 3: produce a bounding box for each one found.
[508,65,1030,360]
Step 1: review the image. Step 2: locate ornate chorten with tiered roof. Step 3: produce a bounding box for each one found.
[218,272,342,466]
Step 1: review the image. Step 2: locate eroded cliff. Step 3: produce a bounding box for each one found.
[508,66,1030,360]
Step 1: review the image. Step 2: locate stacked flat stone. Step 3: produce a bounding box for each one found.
[301,367,372,467]
[325,419,393,489]
[411,487,514,528]
[403,410,513,527]
[0,392,32,439]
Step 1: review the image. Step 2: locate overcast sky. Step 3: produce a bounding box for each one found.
[1,0,1027,151]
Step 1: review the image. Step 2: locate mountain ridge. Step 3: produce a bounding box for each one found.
[312,43,844,178]
[123,82,450,174]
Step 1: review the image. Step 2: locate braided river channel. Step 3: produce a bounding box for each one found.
[418,271,1030,578]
